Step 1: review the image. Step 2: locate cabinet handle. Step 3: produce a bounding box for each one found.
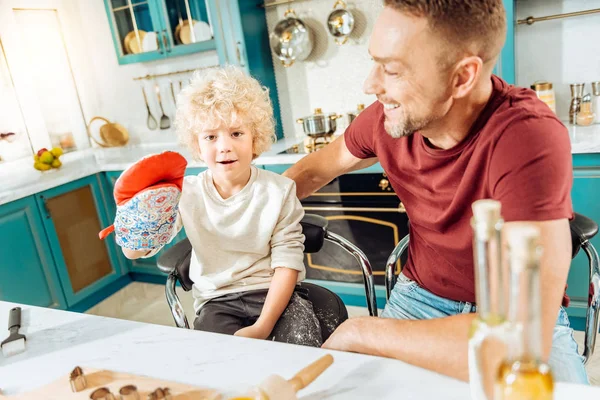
[39,196,51,219]
[156,31,164,54]
[236,41,245,67]
[163,30,171,53]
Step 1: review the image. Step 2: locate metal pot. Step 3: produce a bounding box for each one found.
[347,103,365,125]
[296,108,342,136]
[270,9,313,68]
[326,0,354,45]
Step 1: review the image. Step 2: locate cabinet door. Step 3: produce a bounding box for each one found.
[156,0,218,58]
[494,0,515,84]
[37,175,124,306]
[0,196,66,309]
[104,0,167,65]
[567,166,600,320]
[220,0,283,138]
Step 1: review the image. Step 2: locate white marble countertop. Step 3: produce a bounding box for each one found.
[0,138,308,206]
[1,123,600,206]
[1,301,597,399]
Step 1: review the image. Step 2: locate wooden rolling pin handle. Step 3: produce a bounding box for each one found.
[288,354,334,393]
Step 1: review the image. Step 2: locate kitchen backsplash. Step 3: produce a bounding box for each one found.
[265,0,382,139]
[515,0,600,122]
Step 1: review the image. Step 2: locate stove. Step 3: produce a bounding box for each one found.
[278,134,335,154]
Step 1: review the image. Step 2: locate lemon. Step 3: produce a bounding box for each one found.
[33,154,39,162]
[50,147,63,157]
[34,161,52,171]
[51,159,62,168]
[39,151,55,164]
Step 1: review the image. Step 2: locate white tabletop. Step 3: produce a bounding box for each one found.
[0,302,598,399]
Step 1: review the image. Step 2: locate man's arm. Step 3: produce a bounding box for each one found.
[323,219,571,385]
[283,135,378,199]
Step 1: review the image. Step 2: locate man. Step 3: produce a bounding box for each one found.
[283,0,588,386]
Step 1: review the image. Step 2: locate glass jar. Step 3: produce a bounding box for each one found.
[592,81,600,124]
[530,81,556,113]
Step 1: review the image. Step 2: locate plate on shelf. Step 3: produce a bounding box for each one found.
[176,20,212,44]
[124,30,147,54]
[141,31,158,52]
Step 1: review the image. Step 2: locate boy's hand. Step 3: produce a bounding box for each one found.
[234,322,272,340]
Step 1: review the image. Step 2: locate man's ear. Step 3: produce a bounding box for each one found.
[450,56,483,99]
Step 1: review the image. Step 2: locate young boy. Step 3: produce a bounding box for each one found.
[123,66,322,347]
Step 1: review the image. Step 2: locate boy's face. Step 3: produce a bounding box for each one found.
[197,112,254,183]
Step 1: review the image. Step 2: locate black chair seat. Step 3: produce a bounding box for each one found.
[571,212,599,258]
[299,282,348,342]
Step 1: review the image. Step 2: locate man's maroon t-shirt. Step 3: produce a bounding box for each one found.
[345,75,573,305]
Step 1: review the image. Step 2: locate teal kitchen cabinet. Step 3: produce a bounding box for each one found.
[496,0,515,84]
[567,157,600,323]
[104,0,219,65]
[36,175,126,307]
[0,196,67,309]
[104,0,284,138]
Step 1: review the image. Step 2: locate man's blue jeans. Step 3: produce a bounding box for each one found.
[381,272,589,385]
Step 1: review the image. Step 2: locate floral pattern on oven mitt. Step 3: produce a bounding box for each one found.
[99,151,188,250]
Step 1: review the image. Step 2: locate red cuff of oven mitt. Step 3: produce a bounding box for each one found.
[98,151,188,249]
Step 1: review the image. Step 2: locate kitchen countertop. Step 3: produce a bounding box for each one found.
[0,138,307,206]
[1,123,600,206]
[1,301,598,399]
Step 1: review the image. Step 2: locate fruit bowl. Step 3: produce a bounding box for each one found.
[33,147,63,172]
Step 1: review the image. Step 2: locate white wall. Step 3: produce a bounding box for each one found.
[515,0,600,122]
[265,0,383,139]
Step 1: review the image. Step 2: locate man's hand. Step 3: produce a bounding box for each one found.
[234,322,272,340]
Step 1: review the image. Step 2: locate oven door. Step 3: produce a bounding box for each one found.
[301,174,409,286]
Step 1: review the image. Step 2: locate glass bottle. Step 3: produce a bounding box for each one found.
[495,224,553,399]
[468,199,508,399]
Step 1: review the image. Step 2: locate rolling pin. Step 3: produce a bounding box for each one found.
[230,354,334,400]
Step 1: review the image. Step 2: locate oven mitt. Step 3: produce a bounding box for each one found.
[99,151,188,250]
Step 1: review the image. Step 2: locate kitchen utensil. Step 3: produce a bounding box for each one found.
[155,84,171,130]
[87,117,129,147]
[347,103,365,124]
[142,87,158,130]
[1,366,217,399]
[569,83,585,124]
[118,385,139,400]
[69,367,87,392]
[270,9,313,67]
[124,30,147,54]
[1,307,26,357]
[170,81,177,106]
[326,0,355,45]
[89,387,115,400]
[297,108,342,136]
[0,132,16,142]
[226,354,334,399]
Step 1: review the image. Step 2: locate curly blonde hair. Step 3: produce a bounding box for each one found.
[175,65,276,160]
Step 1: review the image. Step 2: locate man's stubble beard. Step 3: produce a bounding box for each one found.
[384,113,433,139]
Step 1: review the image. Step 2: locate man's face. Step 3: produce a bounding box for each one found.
[364,7,454,138]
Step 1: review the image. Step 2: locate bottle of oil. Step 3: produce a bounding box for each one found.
[495,224,553,399]
[469,199,508,399]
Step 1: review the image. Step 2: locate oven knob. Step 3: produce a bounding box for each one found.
[379,178,389,191]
